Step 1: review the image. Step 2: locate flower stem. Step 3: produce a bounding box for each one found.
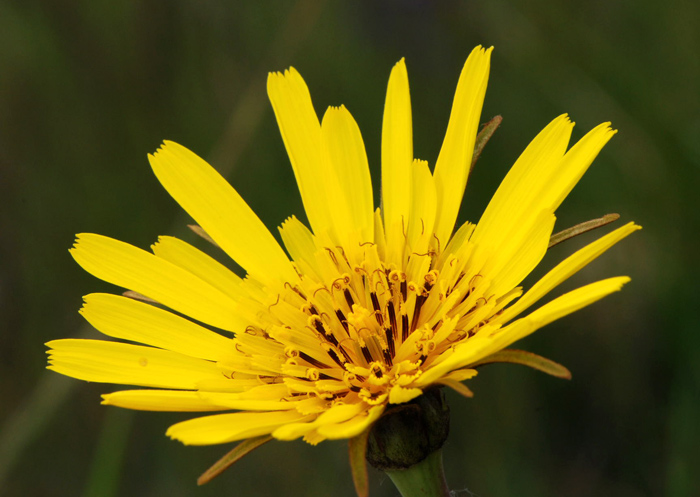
[384,450,450,497]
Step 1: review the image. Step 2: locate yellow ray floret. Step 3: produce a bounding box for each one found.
[48,46,638,452]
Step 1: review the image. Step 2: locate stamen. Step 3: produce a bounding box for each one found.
[299,352,327,369]
[384,327,395,357]
[325,346,346,368]
[370,292,384,326]
[387,301,398,340]
[360,343,373,364]
[401,313,410,342]
[411,293,427,333]
[335,309,349,333]
[343,288,355,308]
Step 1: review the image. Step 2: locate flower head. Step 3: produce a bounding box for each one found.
[47,46,638,451]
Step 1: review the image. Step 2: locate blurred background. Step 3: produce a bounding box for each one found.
[1,0,697,496]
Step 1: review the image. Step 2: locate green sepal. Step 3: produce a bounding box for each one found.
[470,115,502,172]
[548,213,620,249]
[197,435,272,485]
[471,349,572,379]
[349,428,370,497]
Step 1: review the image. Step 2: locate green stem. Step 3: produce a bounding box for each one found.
[385,450,450,497]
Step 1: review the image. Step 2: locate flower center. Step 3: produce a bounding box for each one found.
[227,235,517,407]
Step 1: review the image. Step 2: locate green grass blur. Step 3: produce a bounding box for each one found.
[1,1,697,495]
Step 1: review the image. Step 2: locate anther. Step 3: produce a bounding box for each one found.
[382,347,393,367]
[300,352,327,369]
[335,309,349,333]
[401,313,410,342]
[343,288,355,308]
[387,301,398,340]
[370,292,384,326]
[325,347,346,368]
[384,327,395,357]
[361,344,373,364]
[411,293,428,333]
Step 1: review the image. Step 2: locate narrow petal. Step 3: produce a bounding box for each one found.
[497,222,641,323]
[167,410,313,445]
[149,141,297,285]
[320,105,374,244]
[471,115,573,250]
[279,215,321,279]
[46,339,224,389]
[267,68,332,237]
[198,392,307,411]
[151,236,246,300]
[80,293,234,361]
[480,211,556,296]
[102,390,227,412]
[317,405,385,439]
[407,159,437,254]
[272,402,366,441]
[71,234,241,332]
[381,58,413,267]
[415,277,630,385]
[433,46,492,245]
[435,378,474,398]
[540,122,618,213]
[388,385,422,404]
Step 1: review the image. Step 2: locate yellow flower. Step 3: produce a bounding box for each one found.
[47,46,639,449]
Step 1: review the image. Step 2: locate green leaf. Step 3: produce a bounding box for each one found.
[349,428,370,497]
[197,435,272,486]
[471,349,572,379]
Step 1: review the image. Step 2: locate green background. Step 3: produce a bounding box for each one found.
[1,1,697,495]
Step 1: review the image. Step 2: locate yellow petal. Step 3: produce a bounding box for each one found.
[471,115,573,250]
[46,339,224,389]
[279,215,320,278]
[435,378,474,398]
[70,234,241,332]
[196,392,303,411]
[433,46,492,245]
[497,222,641,324]
[500,276,631,345]
[540,122,617,213]
[317,405,385,439]
[416,277,630,385]
[80,293,234,361]
[320,105,374,244]
[167,410,313,445]
[388,385,422,404]
[480,211,556,296]
[381,58,413,267]
[102,389,227,412]
[407,159,436,255]
[151,236,246,300]
[267,68,332,237]
[272,402,365,441]
[149,141,297,285]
